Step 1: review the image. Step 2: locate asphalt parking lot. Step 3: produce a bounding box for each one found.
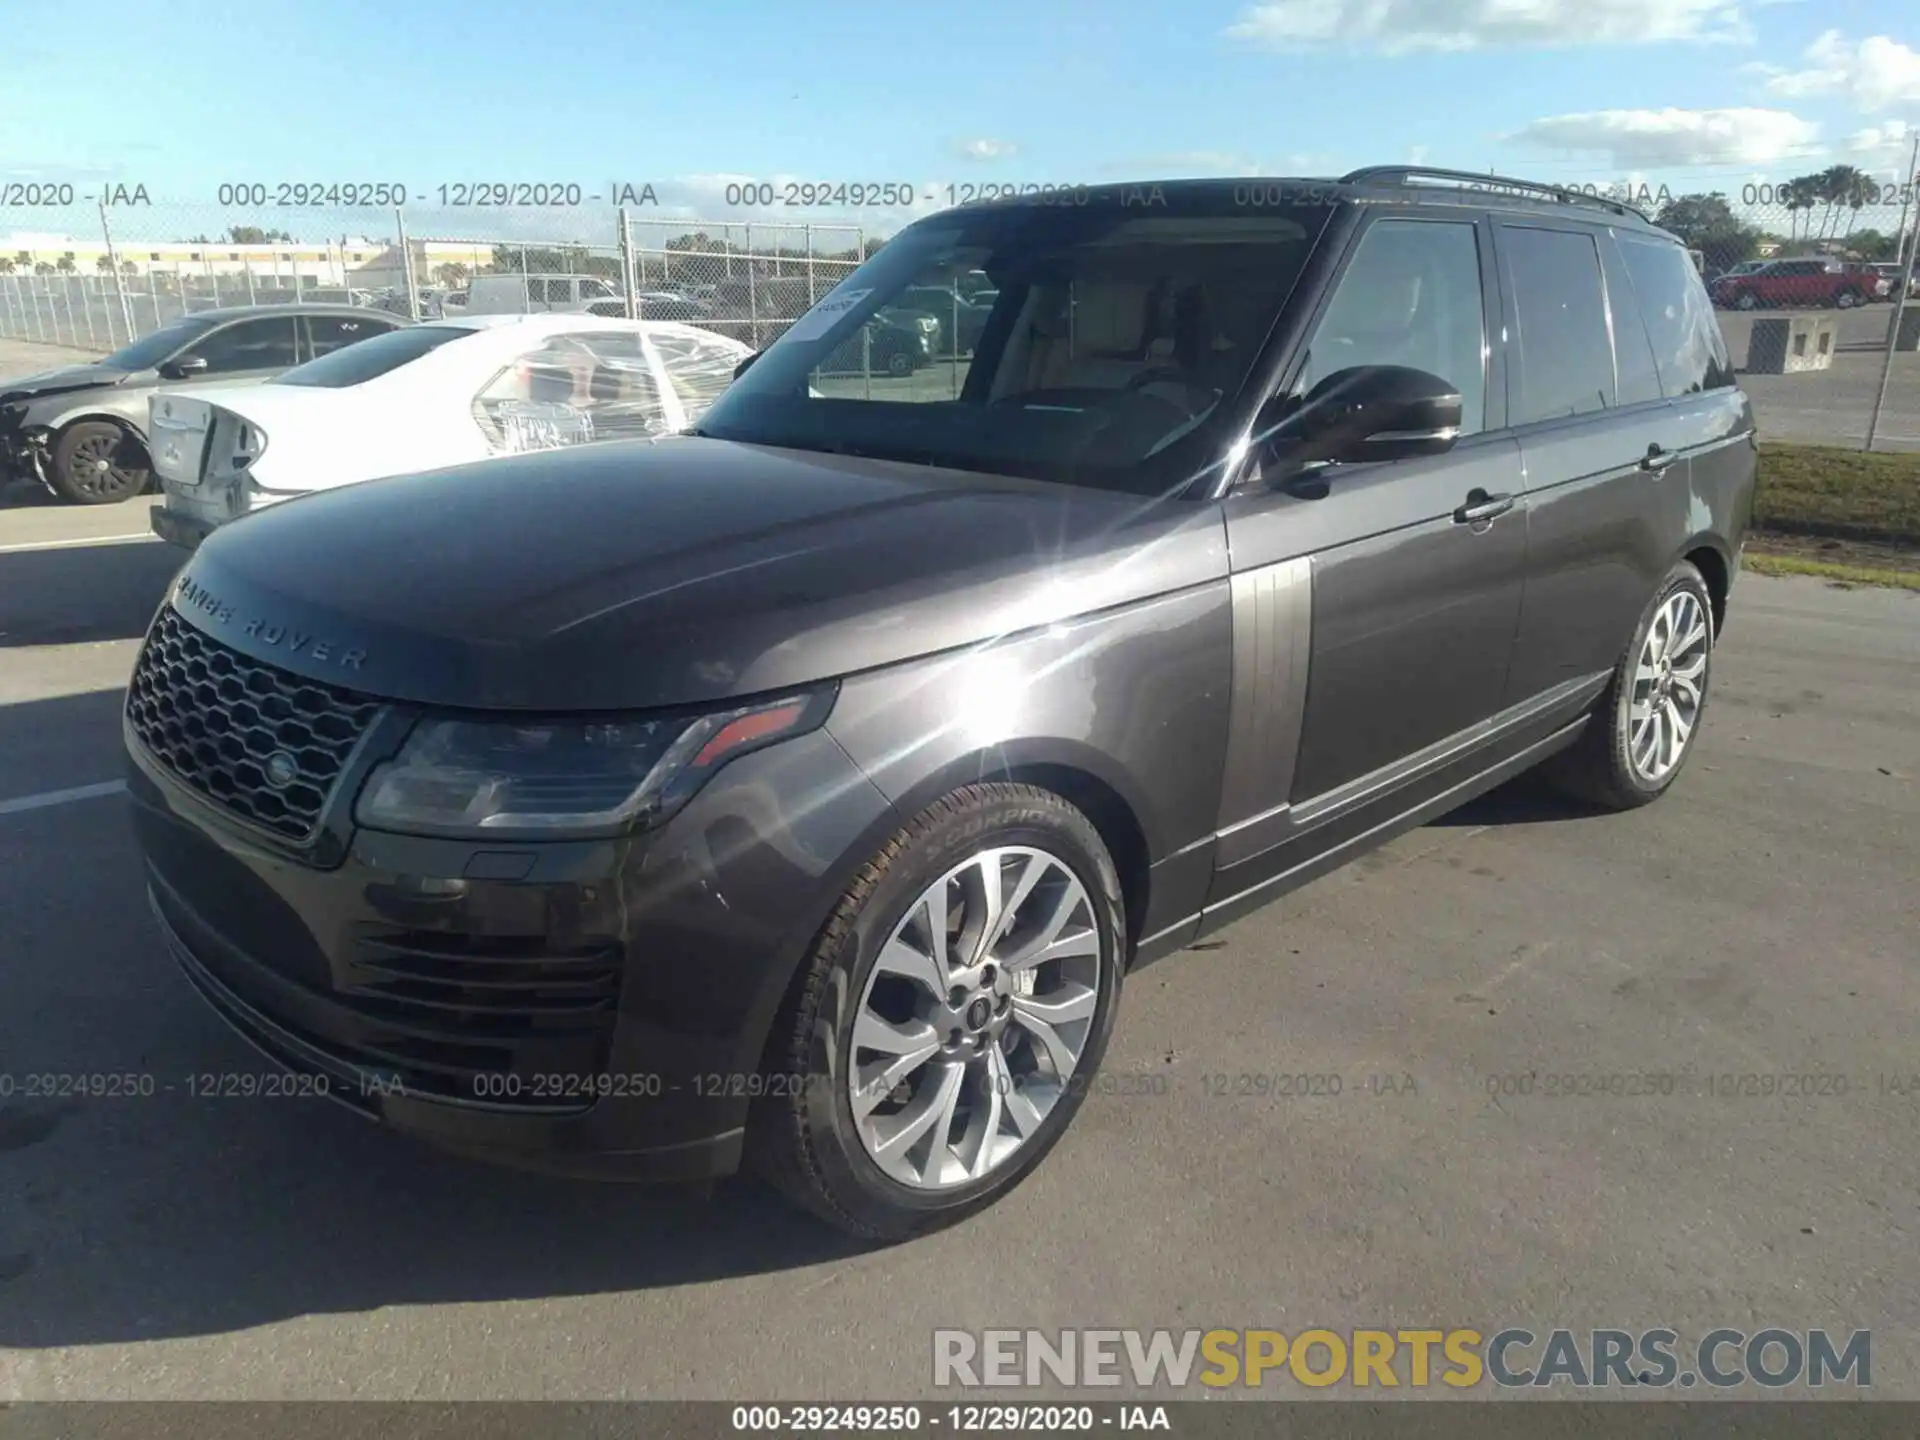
[0,336,1917,1403]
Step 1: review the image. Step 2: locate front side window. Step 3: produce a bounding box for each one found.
[1294,218,1488,437]
[1618,235,1736,396]
[697,200,1332,495]
[182,317,299,374]
[1502,226,1615,425]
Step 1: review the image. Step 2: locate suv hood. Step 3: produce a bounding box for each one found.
[1,362,131,403]
[164,436,1227,711]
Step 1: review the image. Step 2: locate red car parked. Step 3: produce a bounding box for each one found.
[1709,259,1890,311]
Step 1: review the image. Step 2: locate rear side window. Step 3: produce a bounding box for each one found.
[1618,236,1736,395]
[304,314,389,360]
[1502,226,1615,425]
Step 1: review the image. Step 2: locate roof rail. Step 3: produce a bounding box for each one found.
[1338,166,1651,222]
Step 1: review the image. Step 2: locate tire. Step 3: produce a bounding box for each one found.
[1735,292,1758,311]
[1835,288,1860,309]
[1545,560,1715,811]
[748,782,1126,1240]
[885,349,914,378]
[49,420,151,504]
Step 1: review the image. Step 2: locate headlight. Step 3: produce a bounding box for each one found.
[354,689,832,839]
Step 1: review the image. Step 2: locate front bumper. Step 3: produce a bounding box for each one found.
[0,410,50,490]
[126,699,897,1181]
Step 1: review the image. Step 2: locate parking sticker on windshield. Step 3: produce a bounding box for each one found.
[780,288,874,344]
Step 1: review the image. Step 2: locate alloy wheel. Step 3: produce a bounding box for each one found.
[66,431,144,499]
[847,846,1102,1191]
[1627,589,1710,785]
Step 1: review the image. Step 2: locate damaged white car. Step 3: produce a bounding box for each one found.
[148,313,752,549]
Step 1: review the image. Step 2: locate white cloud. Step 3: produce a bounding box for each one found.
[1508,107,1819,167]
[1756,32,1920,112]
[1224,0,1752,54]
[1839,119,1918,177]
[954,138,1018,162]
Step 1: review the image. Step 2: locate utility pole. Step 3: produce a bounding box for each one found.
[1864,133,1920,452]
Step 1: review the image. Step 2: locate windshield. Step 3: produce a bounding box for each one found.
[102,316,218,371]
[695,198,1329,495]
[273,325,475,388]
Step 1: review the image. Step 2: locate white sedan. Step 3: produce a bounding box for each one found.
[148,313,752,549]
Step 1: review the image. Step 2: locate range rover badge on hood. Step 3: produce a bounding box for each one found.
[174,574,367,670]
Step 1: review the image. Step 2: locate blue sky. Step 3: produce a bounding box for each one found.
[2,0,1916,242]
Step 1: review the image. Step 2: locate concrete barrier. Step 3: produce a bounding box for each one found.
[1746,315,1837,374]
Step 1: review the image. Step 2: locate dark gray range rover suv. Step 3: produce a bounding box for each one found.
[125,169,1755,1238]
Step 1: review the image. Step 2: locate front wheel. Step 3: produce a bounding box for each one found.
[749,783,1126,1240]
[1545,560,1715,810]
[1735,292,1758,311]
[1835,288,1861,309]
[49,420,151,504]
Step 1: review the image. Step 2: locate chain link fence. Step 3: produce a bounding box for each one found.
[0,201,867,358]
[3,183,1918,448]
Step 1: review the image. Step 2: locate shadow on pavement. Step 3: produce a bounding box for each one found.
[0,534,182,647]
[0,686,874,1349]
[0,479,58,511]
[1426,768,1607,827]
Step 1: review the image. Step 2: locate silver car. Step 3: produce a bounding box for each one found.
[0,304,407,504]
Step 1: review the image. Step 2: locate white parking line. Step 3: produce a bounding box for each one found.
[0,780,127,817]
[0,533,158,554]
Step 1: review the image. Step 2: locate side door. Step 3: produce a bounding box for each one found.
[170,314,301,384]
[1615,230,1754,580]
[1206,210,1527,903]
[1496,221,1683,704]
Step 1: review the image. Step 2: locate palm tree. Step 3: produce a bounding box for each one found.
[1826,165,1877,241]
[33,261,55,275]
[1781,175,1820,244]
[95,254,116,273]
[0,258,14,275]
[54,256,76,274]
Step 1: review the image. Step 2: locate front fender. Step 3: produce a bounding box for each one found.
[28,389,152,440]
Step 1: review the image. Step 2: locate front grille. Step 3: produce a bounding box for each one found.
[127,606,382,842]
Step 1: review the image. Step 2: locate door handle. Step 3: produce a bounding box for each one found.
[1640,444,1678,474]
[1453,489,1514,526]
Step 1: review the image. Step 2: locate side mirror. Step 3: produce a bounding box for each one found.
[161,354,209,380]
[733,352,759,381]
[1263,365,1462,470]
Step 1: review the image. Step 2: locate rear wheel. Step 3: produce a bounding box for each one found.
[1835,287,1861,309]
[1735,291,1758,311]
[49,420,150,504]
[1545,560,1714,811]
[749,783,1125,1240]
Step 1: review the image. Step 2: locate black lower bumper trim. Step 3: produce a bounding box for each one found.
[151,505,212,549]
[151,887,746,1183]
